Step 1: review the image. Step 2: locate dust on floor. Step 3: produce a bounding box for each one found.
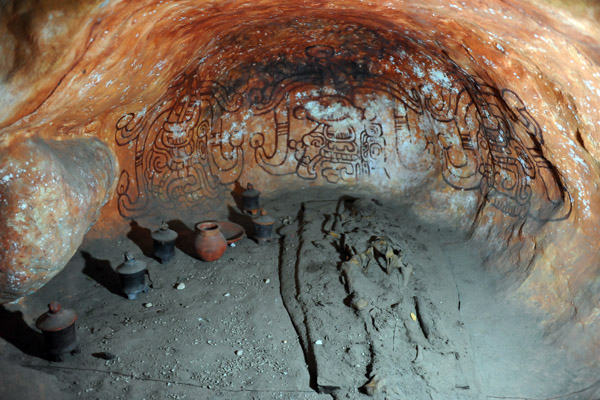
[0,187,597,400]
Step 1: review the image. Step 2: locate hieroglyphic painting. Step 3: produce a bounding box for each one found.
[248,45,389,183]
[114,74,244,217]
[114,21,571,222]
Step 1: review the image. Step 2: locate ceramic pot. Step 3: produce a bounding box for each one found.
[194,222,227,261]
[116,252,148,300]
[151,222,178,264]
[35,301,80,362]
[253,209,275,244]
[242,183,260,216]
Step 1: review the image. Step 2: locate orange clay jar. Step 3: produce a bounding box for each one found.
[194,222,227,262]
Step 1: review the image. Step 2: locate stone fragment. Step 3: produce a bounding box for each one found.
[362,375,386,396]
[351,297,369,311]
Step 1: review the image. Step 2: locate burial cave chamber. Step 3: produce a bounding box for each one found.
[0,0,599,399]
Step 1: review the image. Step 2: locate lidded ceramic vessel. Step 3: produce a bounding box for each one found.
[194,222,227,262]
[253,209,275,244]
[116,252,148,300]
[242,183,260,216]
[151,222,178,264]
[35,301,79,362]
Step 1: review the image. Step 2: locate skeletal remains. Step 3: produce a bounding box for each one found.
[341,236,413,290]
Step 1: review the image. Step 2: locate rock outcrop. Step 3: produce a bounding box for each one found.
[0,138,115,302]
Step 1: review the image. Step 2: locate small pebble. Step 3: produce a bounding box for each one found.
[264,278,270,284]
[363,375,385,396]
[176,282,186,290]
[352,297,369,311]
[224,293,230,297]
[230,243,236,248]
[235,350,243,356]
[143,303,153,308]
[314,339,323,345]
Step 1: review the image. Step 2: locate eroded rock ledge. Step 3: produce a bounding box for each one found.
[0,138,114,301]
[0,0,599,361]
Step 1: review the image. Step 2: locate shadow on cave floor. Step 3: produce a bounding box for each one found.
[81,251,124,298]
[0,306,45,360]
[1,187,598,400]
[230,180,246,212]
[168,218,197,258]
[226,204,255,239]
[126,220,154,259]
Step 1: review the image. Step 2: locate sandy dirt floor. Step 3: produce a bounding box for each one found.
[0,187,598,400]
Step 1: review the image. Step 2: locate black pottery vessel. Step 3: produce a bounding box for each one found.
[116,252,148,300]
[253,209,275,244]
[36,301,79,362]
[152,222,178,263]
[242,183,260,216]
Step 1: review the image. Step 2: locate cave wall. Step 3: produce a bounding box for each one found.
[0,0,599,358]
